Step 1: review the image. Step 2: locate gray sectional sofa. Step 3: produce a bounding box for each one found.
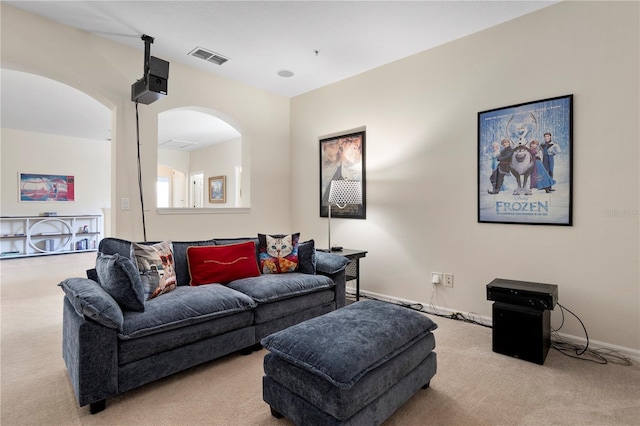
[59,236,348,414]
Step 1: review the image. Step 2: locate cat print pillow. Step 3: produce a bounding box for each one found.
[258,233,300,274]
[130,240,177,300]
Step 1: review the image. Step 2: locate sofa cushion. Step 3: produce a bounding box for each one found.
[118,310,255,365]
[297,239,316,274]
[227,272,334,304]
[130,240,177,300]
[261,300,438,389]
[119,284,257,340]
[258,233,300,274]
[253,289,336,325]
[213,237,259,247]
[59,277,124,331]
[96,253,145,312]
[187,242,261,285]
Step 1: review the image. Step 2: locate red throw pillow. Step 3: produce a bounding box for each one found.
[187,241,260,285]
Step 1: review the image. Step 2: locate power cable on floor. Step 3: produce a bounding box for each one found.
[551,303,632,366]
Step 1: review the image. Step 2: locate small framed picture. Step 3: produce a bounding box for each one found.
[19,173,75,202]
[208,175,226,204]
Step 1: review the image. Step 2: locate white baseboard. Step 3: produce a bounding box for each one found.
[553,333,640,364]
[347,287,640,364]
[348,288,492,326]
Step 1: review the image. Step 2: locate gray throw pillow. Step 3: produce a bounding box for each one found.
[95,253,145,312]
[297,239,317,274]
[59,277,124,331]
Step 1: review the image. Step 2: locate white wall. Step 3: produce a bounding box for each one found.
[158,147,190,179]
[0,128,110,217]
[1,4,292,242]
[158,139,241,208]
[190,138,242,207]
[291,1,640,352]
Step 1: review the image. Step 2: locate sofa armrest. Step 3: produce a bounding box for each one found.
[62,298,118,407]
[315,251,349,308]
[315,251,349,275]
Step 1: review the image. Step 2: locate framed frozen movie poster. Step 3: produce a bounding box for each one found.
[19,173,75,201]
[477,95,573,225]
[319,131,366,219]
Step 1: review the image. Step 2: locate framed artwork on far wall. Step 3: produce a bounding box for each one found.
[208,175,226,203]
[319,130,366,219]
[478,94,573,226]
[19,173,75,202]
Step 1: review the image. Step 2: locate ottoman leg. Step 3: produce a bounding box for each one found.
[422,380,431,390]
[270,406,284,419]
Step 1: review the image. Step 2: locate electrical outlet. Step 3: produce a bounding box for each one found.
[444,273,454,287]
[431,272,442,285]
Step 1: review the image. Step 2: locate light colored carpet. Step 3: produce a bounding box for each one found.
[1,253,639,425]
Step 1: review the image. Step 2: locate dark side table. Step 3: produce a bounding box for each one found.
[336,249,368,301]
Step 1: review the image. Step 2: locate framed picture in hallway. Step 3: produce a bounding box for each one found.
[208,175,226,203]
[477,94,573,226]
[19,173,75,202]
[319,130,366,219]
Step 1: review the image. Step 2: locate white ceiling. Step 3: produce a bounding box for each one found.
[1,0,556,147]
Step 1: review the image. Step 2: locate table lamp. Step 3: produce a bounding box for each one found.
[327,179,362,251]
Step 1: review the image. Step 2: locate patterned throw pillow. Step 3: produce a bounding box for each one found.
[258,233,300,274]
[187,241,261,285]
[130,241,177,300]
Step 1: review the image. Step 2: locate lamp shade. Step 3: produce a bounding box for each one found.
[328,180,362,207]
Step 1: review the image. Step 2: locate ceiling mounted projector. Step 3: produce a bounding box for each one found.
[131,34,169,105]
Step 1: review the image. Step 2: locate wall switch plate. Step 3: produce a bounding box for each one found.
[121,198,130,210]
[444,273,454,287]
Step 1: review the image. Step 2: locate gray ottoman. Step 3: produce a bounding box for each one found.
[261,300,438,425]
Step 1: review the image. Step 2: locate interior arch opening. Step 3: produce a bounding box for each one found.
[157,107,246,209]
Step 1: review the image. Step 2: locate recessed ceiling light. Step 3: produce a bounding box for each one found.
[278,70,294,78]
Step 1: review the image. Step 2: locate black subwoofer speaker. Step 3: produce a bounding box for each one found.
[492,302,550,365]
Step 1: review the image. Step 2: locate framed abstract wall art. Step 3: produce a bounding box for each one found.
[319,130,366,219]
[208,175,226,203]
[478,94,573,225]
[19,173,75,201]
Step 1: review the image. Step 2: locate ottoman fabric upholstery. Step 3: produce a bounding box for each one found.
[262,300,438,425]
[261,299,437,388]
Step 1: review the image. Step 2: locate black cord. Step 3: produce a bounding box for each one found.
[349,292,490,328]
[553,303,588,356]
[551,302,565,332]
[550,303,632,365]
[134,101,147,241]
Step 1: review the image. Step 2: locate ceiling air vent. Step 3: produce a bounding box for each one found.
[188,47,229,65]
[159,139,198,150]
